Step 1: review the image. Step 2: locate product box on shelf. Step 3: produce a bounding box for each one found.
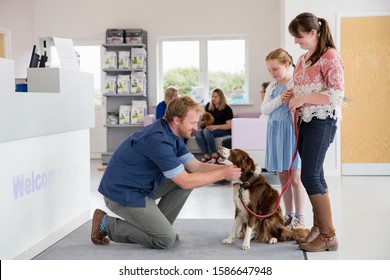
[107,112,119,125]
[103,51,117,69]
[119,105,132,125]
[131,48,147,70]
[106,29,124,44]
[125,29,144,44]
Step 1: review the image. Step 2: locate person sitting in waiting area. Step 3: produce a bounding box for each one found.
[195,88,233,164]
[156,86,179,119]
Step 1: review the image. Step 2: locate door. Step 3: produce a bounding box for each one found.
[0,33,4,58]
[340,15,390,175]
[0,28,10,58]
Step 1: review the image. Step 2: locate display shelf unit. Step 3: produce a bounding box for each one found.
[101,31,148,165]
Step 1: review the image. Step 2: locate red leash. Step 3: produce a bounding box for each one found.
[239,110,299,219]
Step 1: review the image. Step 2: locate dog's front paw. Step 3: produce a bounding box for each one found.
[241,241,250,250]
[221,237,234,245]
[268,237,278,244]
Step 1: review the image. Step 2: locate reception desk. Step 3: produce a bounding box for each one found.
[0,58,95,259]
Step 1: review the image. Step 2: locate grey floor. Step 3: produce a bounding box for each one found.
[90,159,390,260]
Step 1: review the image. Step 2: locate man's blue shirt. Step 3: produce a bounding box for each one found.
[98,119,193,207]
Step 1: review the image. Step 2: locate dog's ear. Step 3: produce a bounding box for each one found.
[242,155,256,172]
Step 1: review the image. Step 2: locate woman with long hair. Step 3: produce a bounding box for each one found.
[195,88,233,164]
[288,12,344,252]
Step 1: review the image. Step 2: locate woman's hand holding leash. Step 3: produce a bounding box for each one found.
[288,95,305,112]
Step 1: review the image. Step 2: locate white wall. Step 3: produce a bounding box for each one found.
[2,0,282,114]
[0,0,34,78]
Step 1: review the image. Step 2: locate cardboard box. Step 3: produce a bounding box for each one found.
[125,29,144,44]
[106,29,124,44]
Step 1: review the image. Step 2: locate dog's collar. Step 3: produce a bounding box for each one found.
[239,173,258,189]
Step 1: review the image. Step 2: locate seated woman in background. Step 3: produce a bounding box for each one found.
[195,88,233,164]
[156,86,179,119]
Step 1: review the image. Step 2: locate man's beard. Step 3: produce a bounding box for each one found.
[178,126,192,139]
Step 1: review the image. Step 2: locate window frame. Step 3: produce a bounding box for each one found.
[157,35,249,105]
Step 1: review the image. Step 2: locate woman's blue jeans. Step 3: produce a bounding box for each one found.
[297,117,337,195]
[195,128,230,155]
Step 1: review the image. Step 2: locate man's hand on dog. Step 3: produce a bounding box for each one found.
[223,165,242,181]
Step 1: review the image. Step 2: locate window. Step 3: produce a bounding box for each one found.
[158,36,248,104]
[42,38,102,106]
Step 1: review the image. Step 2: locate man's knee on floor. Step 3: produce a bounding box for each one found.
[152,231,176,249]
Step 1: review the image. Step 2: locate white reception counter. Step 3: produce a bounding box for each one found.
[0,58,95,259]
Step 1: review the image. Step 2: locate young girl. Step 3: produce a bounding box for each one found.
[288,13,344,252]
[261,48,306,229]
[195,88,233,163]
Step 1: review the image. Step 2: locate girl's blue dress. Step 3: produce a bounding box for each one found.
[265,83,301,172]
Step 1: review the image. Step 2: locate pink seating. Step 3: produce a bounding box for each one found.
[144,114,156,126]
[144,112,268,163]
[235,112,261,118]
[232,116,267,150]
[231,114,268,168]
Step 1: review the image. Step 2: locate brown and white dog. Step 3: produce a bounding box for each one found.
[218,147,309,250]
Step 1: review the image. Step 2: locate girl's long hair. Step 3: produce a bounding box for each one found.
[288,12,335,66]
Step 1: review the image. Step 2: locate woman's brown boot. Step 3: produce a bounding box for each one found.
[298,192,338,252]
[296,226,319,244]
[299,233,338,252]
[296,205,319,244]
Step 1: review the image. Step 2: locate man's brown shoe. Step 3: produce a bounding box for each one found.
[91,209,110,245]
